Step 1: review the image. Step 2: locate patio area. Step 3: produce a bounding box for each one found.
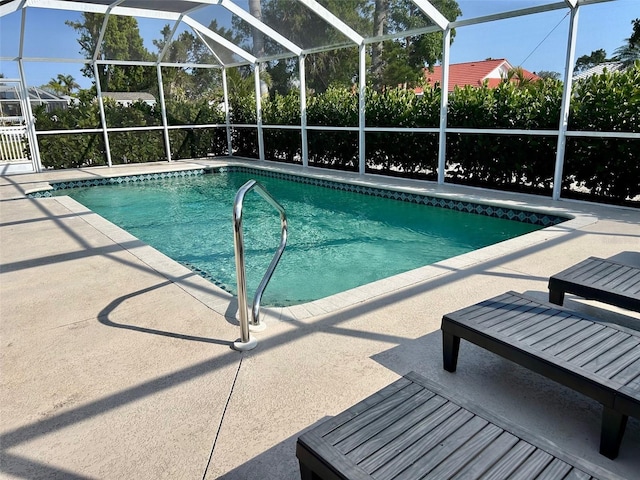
[1,158,639,479]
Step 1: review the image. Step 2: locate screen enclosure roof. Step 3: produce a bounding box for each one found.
[0,0,614,69]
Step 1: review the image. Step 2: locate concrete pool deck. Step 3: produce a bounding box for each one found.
[1,158,639,479]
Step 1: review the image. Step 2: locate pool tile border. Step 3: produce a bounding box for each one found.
[28,165,566,227]
[217,166,566,227]
[27,169,207,198]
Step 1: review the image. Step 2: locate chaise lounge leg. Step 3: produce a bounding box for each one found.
[299,462,316,480]
[600,406,627,459]
[443,331,460,372]
[548,289,564,306]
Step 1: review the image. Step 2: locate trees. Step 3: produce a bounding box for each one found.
[59,2,462,96]
[575,19,640,72]
[574,49,608,73]
[613,18,640,67]
[66,13,155,92]
[153,25,195,100]
[501,67,535,88]
[248,0,265,61]
[630,18,640,46]
[248,0,269,96]
[232,0,461,94]
[614,43,640,67]
[372,0,461,88]
[232,0,369,93]
[152,20,234,101]
[371,0,388,82]
[536,71,561,80]
[43,74,80,96]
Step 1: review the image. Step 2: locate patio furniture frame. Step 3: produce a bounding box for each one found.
[296,371,623,479]
[548,256,640,312]
[441,291,640,459]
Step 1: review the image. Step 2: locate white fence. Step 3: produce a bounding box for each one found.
[0,125,28,163]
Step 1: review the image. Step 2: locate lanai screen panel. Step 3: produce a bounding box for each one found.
[0,9,20,81]
[67,0,208,15]
[320,0,444,40]
[231,0,355,51]
[189,3,294,62]
[457,0,562,19]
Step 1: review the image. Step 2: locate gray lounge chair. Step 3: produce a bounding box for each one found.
[296,371,625,479]
[548,256,640,312]
[441,291,640,459]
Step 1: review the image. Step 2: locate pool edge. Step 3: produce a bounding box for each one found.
[40,158,600,330]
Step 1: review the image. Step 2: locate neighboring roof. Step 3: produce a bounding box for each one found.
[101,92,156,102]
[423,59,541,91]
[0,86,68,105]
[572,61,626,81]
[28,86,66,101]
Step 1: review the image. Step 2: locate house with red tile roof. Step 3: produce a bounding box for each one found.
[419,59,541,92]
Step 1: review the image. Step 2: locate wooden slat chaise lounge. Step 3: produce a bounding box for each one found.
[296,371,624,480]
[548,256,640,312]
[441,291,640,460]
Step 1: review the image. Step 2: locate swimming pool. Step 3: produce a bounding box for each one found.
[50,166,565,306]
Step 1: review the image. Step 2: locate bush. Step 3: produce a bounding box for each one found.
[166,100,228,159]
[447,79,562,192]
[262,91,302,162]
[38,133,107,169]
[34,95,106,168]
[31,63,639,205]
[34,96,230,167]
[365,87,439,175]
[566,62,640,201]
[229,95,258,157]
[307,87,360,169]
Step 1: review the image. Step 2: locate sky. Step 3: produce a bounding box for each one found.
[0,0,637,89]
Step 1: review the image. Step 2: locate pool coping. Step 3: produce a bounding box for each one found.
[26,157,602,327]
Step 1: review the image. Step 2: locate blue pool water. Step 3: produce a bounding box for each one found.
[58,170,543,306]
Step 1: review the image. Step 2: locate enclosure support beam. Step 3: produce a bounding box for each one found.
[553,5,580,200]
[413,0,450,30]
[157,16,183,64]
[0,0,21,17]
[17,7,42,172]
[156,65,172,162]
[296,0,364,45]
[437,27,452,184]
[94,62,112,167]
[254,64,265,161]
[220,0,302,56]
[184,16,256,64]
[222,68,233,156]
[299,55,309,168]
[17,60,42,172]
[17,0,26,58]
[92,3,117,63]
[358,43,366,175]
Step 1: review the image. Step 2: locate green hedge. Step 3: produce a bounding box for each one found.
[262,90,302,163]
[33,62,639,204]
[365,87,440,176]
[306,88,359,169]
[166,99,228,160]
[34,97,228,166]
[565,64,640,201]
[447,79,562,192]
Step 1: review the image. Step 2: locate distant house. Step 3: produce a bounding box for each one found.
[101,92,156,107]
[572,61,626,81]
[0,85,69,122]
[419,59,541,93]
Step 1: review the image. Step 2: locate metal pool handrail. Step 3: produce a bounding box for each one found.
[232,180,288,351]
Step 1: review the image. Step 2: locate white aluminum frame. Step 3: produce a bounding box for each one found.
[1,0,636,201]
